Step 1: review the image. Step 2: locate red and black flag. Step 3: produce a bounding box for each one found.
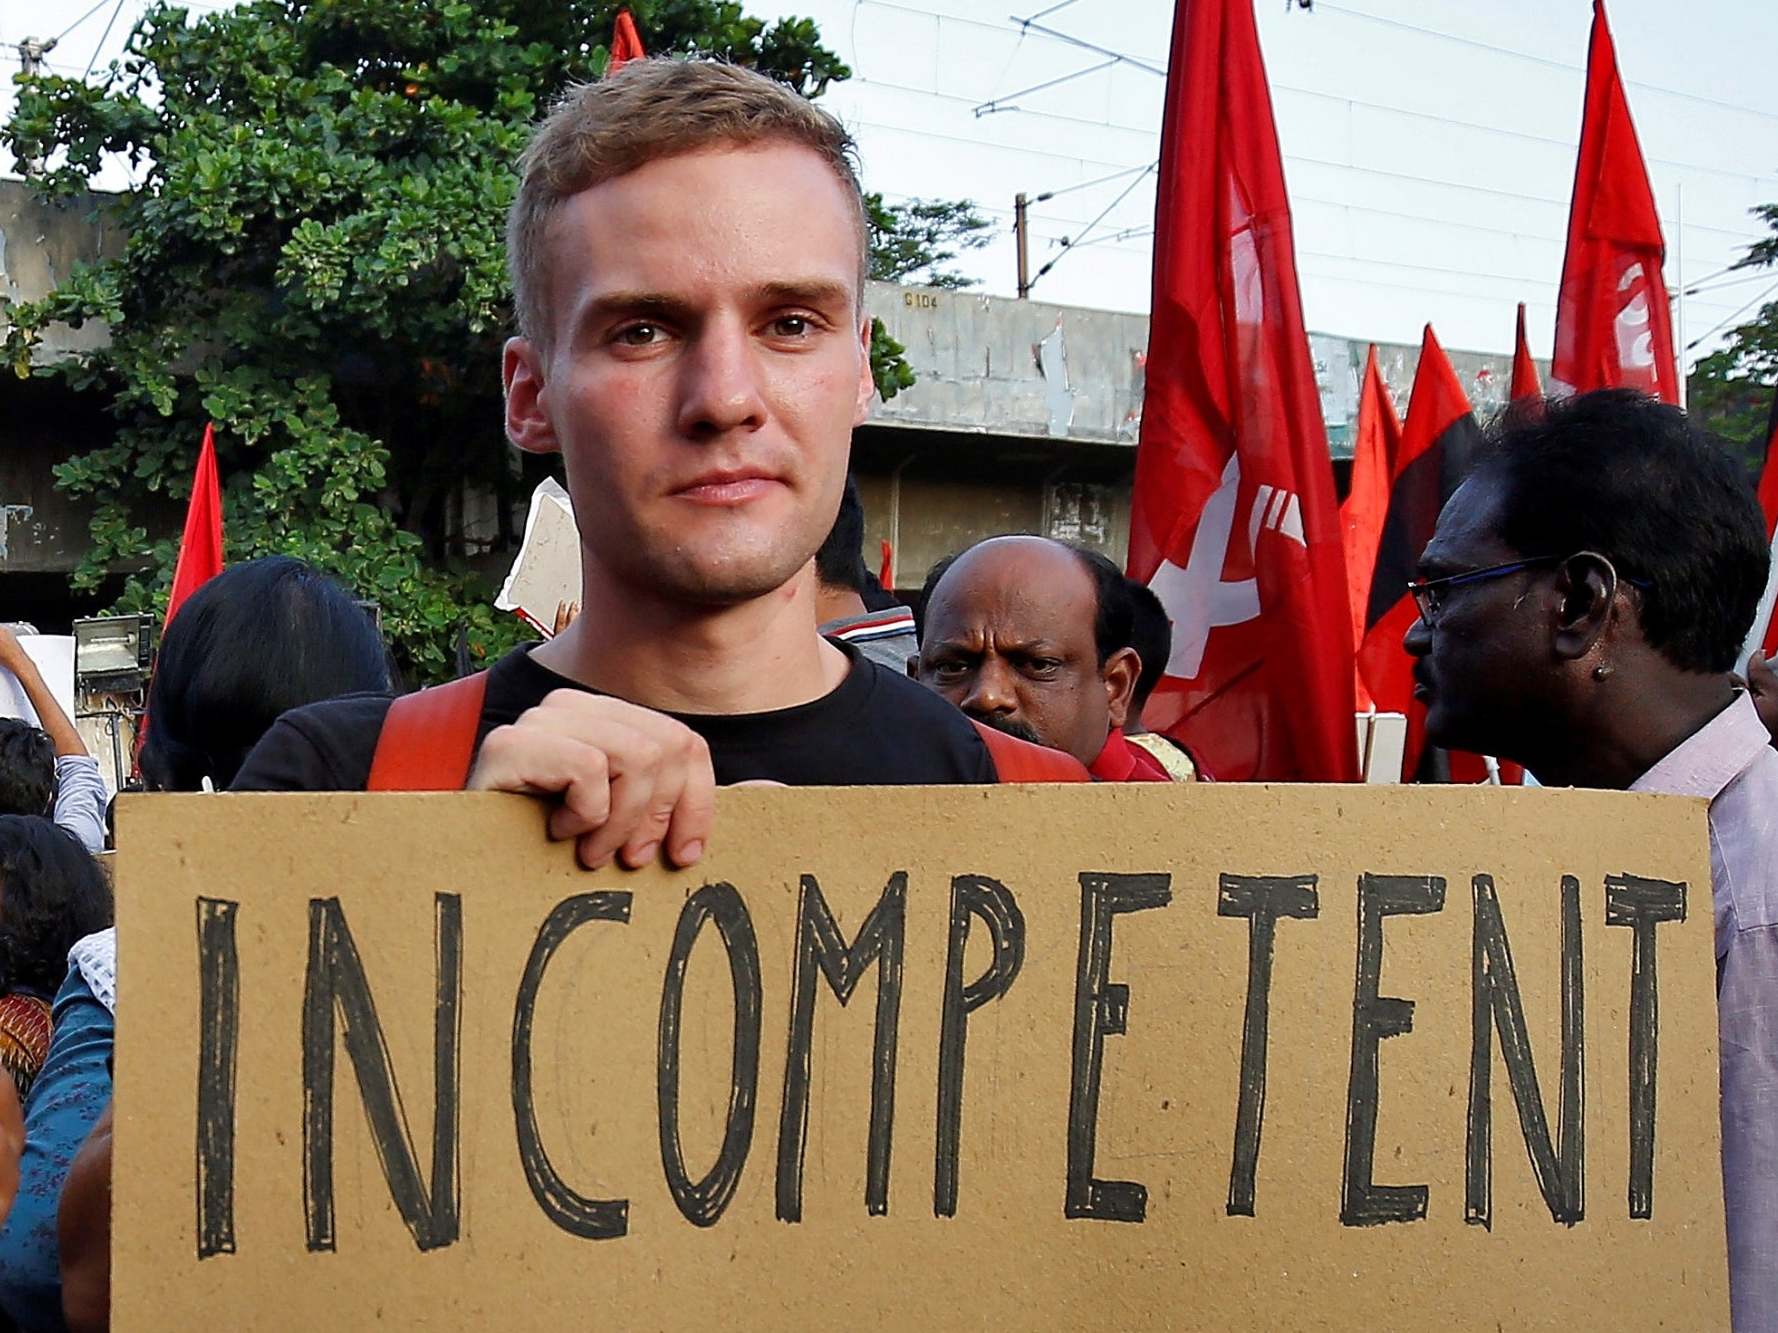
[1356,326,1481,777]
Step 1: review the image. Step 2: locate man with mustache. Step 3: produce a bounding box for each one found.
[235,59,1086,845]
[912,536,1169,781]
[1403,388,1778,1330]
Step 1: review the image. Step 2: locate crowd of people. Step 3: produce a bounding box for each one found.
[0,54,1776,1330]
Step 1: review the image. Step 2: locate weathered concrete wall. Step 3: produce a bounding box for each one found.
[0,181,125,362]
[866,282,1146,447]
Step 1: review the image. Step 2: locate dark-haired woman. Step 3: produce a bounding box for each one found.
[138,554,392,792]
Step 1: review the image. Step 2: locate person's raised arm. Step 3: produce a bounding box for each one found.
[0,627,85,759]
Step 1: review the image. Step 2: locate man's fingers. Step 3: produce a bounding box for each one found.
[662,732,716,867]
[1748,651,1778,695]
[575,738,662,869]
[470,728,613,832]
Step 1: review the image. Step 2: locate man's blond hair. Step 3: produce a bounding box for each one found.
[507,58,868,346]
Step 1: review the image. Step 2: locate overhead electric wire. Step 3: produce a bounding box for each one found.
[82,0,129,78]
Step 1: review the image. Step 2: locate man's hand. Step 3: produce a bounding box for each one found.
[0,625,27,676]
[468,690,715,870]
[1748,652,1778,749]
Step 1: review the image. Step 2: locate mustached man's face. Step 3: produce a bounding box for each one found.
[915,539,1130,767]
[503,142,875,607]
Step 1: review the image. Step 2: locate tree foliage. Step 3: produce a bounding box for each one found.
[1688,201,1778,475]
[866,194,993,290]
[2,0,975,680]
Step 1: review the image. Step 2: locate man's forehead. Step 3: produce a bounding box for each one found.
[930,541,1096,631]
[1421,474,1515,569]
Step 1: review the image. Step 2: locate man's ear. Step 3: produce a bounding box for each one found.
[1102,646,1141,729]
[906,653,920,679]
[853,315,876,427]
[1551,552,1617,662]
[503,337,561,456]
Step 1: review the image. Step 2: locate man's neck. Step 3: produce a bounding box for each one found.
[1530,669,1739,790]
[533,565,850,715]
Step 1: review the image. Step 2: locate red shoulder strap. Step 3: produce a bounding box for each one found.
[971,720,1092,783]
[366,671,491,792]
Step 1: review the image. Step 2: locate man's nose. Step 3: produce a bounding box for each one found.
[961,660,1019,717]
[1403,614,1431,657]
[676,318,768,438]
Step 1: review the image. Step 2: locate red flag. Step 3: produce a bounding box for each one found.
[1356,326,1481,778]
[608,9,645,74]
[1552,0,1678,403]
[1744,388,1778,660]
[165,423,224,629]
[1341,345,1401,707]
[1511,302,1542,403]
[1127,0,1358,783]
[878,539,895,592]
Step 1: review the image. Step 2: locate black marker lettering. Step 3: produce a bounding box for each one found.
[658,883,762,1228]
[511,892,632,1240]
[1465,874,1584,1229]
[1606,872,1686,1219]
[1066,871,1172,1223]
[1341,873,1443,1227]
[302,895,462,1253]
[934,875,1025,1218]
[1218,874,1318,1217]
[777,873,906,1222]
[195,897,240,1259]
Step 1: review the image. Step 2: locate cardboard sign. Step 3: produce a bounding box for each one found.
[114,785,1726,1328]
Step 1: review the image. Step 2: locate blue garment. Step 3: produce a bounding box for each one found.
[0,967,113,1332]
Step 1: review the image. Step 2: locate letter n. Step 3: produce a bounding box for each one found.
[303,895,462,1252]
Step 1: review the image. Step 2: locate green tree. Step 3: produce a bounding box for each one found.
[2,0,971,680]
[1688,201,1778,476]
[867,193,993,289]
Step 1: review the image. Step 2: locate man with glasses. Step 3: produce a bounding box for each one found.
[1404,387,1777,1330]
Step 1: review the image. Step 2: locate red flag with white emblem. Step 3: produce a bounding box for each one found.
[1742,389,1778,663]
[1551,0,1677,403]
[1126,0,1358,783]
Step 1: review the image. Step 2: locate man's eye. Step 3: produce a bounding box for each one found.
[769,315,811,338]
[931,661,968,677]
[615,323,662,346]
[1023,659,1062,676]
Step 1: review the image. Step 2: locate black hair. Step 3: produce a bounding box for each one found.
[138,556,393,791]
[1474,389,1769,674]
[0,721,54,819]
[1126,581,1172,713]
[918,537,1133,666]
[0,816,112,998]
[815,476,872,594]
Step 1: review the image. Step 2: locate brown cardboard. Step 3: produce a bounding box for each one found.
[113,784,1727,1329]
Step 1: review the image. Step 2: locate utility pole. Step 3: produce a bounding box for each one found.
[1015,193,1030,299]
[17,36,57,76]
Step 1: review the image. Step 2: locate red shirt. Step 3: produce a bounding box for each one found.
[1088,729,1172,783]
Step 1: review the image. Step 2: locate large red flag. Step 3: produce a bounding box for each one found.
[165,423,224,629]
[1552,0,1678,403]
[1743,388,1778,661]
[1128,0,1358,783]
[1341,344,1401,705]
[1511,302,1543,403]
[608,9,645,74]
[1356,326,1481,778]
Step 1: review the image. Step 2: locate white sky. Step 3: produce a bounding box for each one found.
[7,0,1777,365]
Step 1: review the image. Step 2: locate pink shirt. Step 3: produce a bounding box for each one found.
[1632,692,1778,1331]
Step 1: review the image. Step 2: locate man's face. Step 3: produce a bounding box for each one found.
[914,538,1133,767]
[503,142,875,606]
[1403,473,1555,758]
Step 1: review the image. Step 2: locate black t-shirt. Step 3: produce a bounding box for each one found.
[232,640,997,791]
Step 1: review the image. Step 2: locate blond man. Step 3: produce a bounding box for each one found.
[236,60,1079,846]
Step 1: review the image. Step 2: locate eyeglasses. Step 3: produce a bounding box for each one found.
[1406,554,1651,627]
